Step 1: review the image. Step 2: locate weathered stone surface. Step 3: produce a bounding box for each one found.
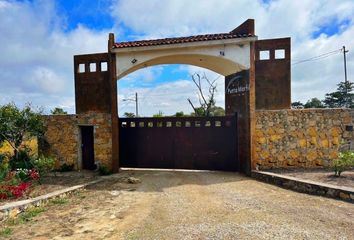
[251,170,354,203]
[40,113,113,170]
[255,109,354,169]
[339,192,350,200]
[127,177,141,184]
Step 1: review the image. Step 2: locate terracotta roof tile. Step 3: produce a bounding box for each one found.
[113,32,254,49]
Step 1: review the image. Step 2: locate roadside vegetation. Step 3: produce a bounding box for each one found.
[0,103,55,200]
[292,80,354,109]
[333,150,354,177]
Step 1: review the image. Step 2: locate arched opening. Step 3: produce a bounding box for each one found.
[117,64,226,117]
[116,54,247,80]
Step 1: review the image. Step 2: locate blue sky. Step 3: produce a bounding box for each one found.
[0,0,353,116]
[57,0,114,32]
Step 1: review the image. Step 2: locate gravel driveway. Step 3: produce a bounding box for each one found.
[3,170,354,239]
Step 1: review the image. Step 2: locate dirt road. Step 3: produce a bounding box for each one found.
[2,170,354,239]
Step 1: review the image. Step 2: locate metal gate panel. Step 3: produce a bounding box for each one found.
[119,115,238,171]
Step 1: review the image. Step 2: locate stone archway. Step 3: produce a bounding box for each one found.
[72,19,291,174]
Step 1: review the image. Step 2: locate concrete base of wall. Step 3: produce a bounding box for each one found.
[251,170,354,203]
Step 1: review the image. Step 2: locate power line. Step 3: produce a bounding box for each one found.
[292,49,342,65]
[122,92,138,116]
[118,73,224,116]
[119,75,224,99]
[117,101,130,112]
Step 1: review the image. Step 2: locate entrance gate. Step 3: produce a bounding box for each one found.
[72,19,292,173]
[119,115,238,171]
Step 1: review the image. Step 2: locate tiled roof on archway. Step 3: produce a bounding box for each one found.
[113,32,255,49]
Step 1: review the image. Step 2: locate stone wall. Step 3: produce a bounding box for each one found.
[40,113,112,170]
[255,109,354,169]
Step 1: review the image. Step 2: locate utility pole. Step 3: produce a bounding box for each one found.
[343,46,349,84]
[343,46,349,107]
[122,92,139,117]
[135,92,138,117]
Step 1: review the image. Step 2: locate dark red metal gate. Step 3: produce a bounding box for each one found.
[119,115,238,171]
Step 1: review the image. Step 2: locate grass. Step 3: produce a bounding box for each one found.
[6,207,46,226]
[0,197,70,237]
[73,190,86,199]
[49,197,68,205]
[0,227,13,237]
[1,206,46,237]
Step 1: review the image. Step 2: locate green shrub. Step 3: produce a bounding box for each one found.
[6,207,46,225]
[31,156,55,175]
[98,165,112,176]
[15,169,29,181]
[9,149,33,170]
[0,227,13,237]
[0,153,6,164]
[333,151,354,177]
[0,169,7,182]
[0,154,9,182]
[58,163,74,172]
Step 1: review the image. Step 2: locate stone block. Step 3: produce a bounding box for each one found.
[320,139,329,148]
[289,150,299,159]
[343,116,352,124]
[309,137,317,146]
[298,139,307,148]
[350,194,354,200]
[306,150,317,161]
[255,129,264,137]
[270,135,281,142]
[268,127,276,135]
[314,159,323,166]
[257,137,266,144]
[332,137,340,146]
[339,192,350,200]
[307,127,317,137]
[331,127,341,137]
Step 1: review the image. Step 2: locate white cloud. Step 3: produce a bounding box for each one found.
[1,0,354,116]
[118,66,225,117]
[112,0,354,104]
[0,0,109,113]
[26,67,66,94]
[118,79,196,116]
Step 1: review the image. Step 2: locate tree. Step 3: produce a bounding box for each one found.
[51,107,67,115]
[209,106,225,116]
[123,112,135,118]
[291,101,304,109]
[153,111,164,117]
[0,103,44,158]
[323,81,354,108]
[304,98,325,108]
[175,111,185,117]
[190,107,205,117]
[187,73,218,117]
